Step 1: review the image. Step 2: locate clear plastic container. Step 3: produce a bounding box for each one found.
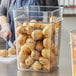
[13,6,63,72]
[70,30,76,76]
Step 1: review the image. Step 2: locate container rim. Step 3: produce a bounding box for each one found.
[13,6,63,12]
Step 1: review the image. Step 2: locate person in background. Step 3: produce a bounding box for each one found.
[0,0,58,49]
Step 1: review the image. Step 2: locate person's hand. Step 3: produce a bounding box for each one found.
[0,23,12,40]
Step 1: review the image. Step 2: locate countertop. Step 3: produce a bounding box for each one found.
[0,17,76,76]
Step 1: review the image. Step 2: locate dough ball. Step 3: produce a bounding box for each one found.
[17,34,27,46]
[25,26,33,35]
[16,21,23,27]
[0,50,8,57]
[39,57,49,65]
[29,20,39,28]
[36,41,44,51]
[16,26,26,35]
[42,25,51,38]
[53,46,59,56]
[32,61,42,70]
[23,21,29,27]
[43,63,50,71]
[26,38,34,50]
[21,44,31,55]
[42,48,50,59]
[31,30,43,40]
[19,62,30,69]
[31,51,41,59]
[43,38,51,48]
[18,50,28,63]
[30,20,45,29]
[8,48,16,55]
[25,56,34,66]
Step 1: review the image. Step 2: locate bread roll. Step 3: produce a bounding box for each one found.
[21,44,31,55]
[42,25,51,38]
[17,34,27,46]
[16,26,26,35]
[43,38,50,48]
[42,48,50,59]
[25,56,34,66]
[39,57,49,65]
[43,63,50,71]
[31,30,43,40]
[0,50,8,57]
[31,51,41,59]
[26,38,34,50]
[8,48,16,55]
[18,50,28,63]
[19,62,30,69]
[36,41,44,51]
[32,61,42,70]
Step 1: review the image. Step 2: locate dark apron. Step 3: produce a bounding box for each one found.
[6,0,41,49]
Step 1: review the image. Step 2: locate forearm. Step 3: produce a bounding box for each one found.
[0,16,8,25]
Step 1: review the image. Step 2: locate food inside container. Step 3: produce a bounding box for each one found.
[13,6,63,72]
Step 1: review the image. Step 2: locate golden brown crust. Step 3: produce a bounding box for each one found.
[32,61,42,70]
[43,38,50,48]
[26,38,34,50]
[25,56,34,66]
[31,30,43,40]
[21,44,31,55]
[36,41,44,51]
[42,48,50,59]
[31,51,41,59]
[39,57,49,65]
[18,50,28,63]
[42,25,51,38]
[0,50,8,57]
[16,26,27,35]
[8,48,16,55]
[42,63,50,71]
[17,34,27,46]
[19,62,30,69]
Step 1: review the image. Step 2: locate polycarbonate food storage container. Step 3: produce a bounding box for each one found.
[70,30,76,76]
[13,6,63,72]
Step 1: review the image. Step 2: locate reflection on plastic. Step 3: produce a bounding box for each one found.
[17,67,58,76]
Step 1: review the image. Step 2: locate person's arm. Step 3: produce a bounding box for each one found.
[0,16,11,40]
[0,16,8,24]
[0,0,11,40]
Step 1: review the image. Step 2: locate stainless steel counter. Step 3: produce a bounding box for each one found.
[0,17,76,76]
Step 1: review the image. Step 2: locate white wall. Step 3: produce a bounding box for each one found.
[58,0,76,6]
